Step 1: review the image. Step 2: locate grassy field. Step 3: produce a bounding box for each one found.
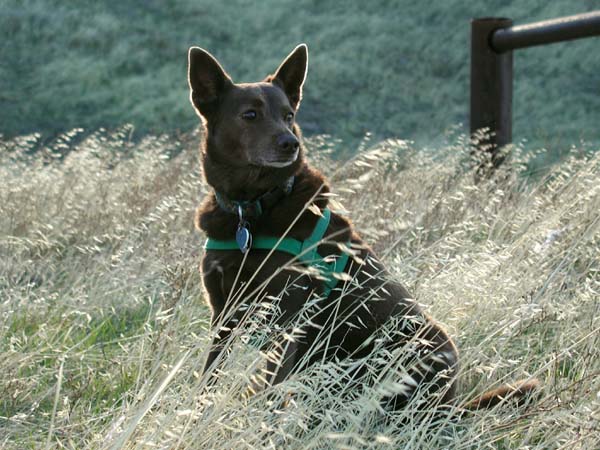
[2,0,600,154]
[1,129,599,449]
[1,2,599,447]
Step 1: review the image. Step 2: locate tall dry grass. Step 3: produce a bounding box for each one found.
[1,128,598,449]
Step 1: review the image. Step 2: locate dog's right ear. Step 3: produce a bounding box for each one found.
[188,47,232,117]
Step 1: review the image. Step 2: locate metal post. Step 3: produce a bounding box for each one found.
[470,18,513,170]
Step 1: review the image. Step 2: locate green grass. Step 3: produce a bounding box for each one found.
[2,0,599,155]
[1,129,599,448]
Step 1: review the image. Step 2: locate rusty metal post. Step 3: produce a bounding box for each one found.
[470,17,513,170]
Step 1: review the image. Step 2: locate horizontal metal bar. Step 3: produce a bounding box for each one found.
[491,11,600,52]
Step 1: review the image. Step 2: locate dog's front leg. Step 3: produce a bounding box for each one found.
[202,327,233,381]
[266,337,301,386]
[201,262,238,384]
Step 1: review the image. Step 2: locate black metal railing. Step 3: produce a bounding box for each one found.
[470,11,600,169]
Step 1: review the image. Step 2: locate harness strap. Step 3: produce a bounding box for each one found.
[204,207,350,297]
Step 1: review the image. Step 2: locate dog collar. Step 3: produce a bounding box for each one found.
[213,176,295,253]
[214,176,295,218]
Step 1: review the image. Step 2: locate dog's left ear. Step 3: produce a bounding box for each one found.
[270,44,308,109]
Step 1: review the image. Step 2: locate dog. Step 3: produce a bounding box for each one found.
[187,43,538,411]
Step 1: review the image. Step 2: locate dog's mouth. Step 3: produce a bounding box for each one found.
[253,148,299,168]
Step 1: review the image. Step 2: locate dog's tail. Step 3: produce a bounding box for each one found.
[462,378,541,410]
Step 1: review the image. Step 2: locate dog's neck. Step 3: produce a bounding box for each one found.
[201,145,304,202]
[196,154,335,241]
[213,175,295,218]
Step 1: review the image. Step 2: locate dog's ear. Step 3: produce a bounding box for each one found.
[188,47,232,117]
[270,44,308,109]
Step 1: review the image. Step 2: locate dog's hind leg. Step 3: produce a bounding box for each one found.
[380,318,459,411]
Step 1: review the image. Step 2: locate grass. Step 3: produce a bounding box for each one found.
[1,128,599,449]
[2,0,600,155]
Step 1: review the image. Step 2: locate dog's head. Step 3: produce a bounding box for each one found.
[188,44,308,170]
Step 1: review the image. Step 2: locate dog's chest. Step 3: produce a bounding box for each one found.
[204,249,322,314]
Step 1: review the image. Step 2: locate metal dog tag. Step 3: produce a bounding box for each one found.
[236,223,252,254]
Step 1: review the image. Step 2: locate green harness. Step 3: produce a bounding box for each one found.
[204,208,351,297]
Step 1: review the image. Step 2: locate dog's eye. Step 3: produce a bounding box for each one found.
[241,110,257,120]
[285,112,294,124]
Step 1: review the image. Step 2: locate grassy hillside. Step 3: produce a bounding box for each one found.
[1,130,598,448]
[1,0,599,152]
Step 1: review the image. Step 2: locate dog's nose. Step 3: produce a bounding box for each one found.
[277,134,299,153]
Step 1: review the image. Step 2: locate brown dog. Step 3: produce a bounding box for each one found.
[188,44,538,411]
